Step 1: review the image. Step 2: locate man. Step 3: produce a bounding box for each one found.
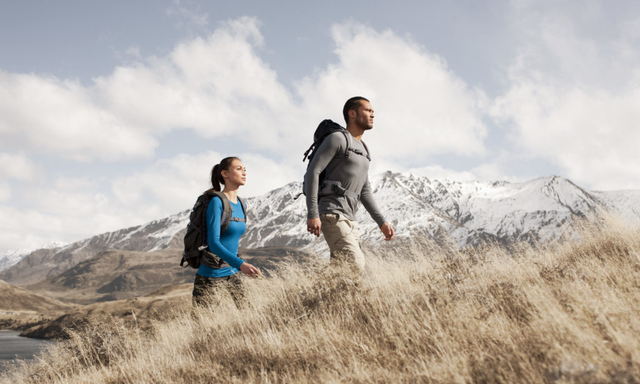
[304,96,395,274]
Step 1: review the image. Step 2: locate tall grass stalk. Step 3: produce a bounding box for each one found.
[2,221,639,383]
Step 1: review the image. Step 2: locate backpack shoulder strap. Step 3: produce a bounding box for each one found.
[209,191,233,233]
[339,130,352,158]
[229,196,248,224]
[361,140,371,161]
[198,192,217,232]
[341,132,371,161]
[237,196,247,216]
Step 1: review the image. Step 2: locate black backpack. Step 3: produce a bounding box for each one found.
[299,119,370,198]
[181,191,247,269]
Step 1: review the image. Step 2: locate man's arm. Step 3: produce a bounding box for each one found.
[361,177,395,241]
[304,133,343,236]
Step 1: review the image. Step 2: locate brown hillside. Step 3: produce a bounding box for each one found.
[27,246,309,305]
[27,249,194,305]
[0,280,76,314]
[20,283,193,340]
[0,279,78,331]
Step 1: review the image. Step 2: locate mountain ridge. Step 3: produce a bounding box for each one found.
[2,172,639,287]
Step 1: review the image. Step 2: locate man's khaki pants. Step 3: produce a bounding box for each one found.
[320,213,365,274]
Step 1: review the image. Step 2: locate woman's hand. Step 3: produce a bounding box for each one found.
[240,262,263,277]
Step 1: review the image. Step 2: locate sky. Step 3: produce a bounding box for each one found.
[1,0,639,253]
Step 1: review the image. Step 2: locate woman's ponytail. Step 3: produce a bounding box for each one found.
[210,164,222,192]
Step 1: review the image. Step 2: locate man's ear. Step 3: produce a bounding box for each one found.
[348,109,356,121]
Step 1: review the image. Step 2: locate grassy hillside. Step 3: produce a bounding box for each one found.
[18,283,193,340]
[2,221,639,383]
[0,280,77,314]
[0,280,78,332]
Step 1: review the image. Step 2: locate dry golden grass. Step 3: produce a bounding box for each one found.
[2,220,640,383]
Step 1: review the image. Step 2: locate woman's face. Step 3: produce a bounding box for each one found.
[223,159,246,186]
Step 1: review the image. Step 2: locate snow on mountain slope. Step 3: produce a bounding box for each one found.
[241,173,639,252]
[0,212,191,285]
[0,249,34,272]
[2,173,639,285]
[0,242,68,273]
[592,189,640,223]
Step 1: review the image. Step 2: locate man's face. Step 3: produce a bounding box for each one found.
[353,100,374,130]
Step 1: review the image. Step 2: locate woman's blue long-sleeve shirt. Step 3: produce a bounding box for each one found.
[197,196,246,278]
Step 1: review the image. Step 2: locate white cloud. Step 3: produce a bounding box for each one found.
[406,165,478,182]
[111,151,303,215]
[14,183,167,251]
[0,72,157,162]
[0,184,10,202]
[469,162,523,183]
[112,151,223,215]
[54,176,96,191]
[0,195,140,252]
[0,150,304,251]
[236,153,303,197]
[0,152,38,180]
[493,84,640,190]
[0,203,71,251]
[494,5,640,190]
[295,22,489,162]
[0,17,292,163]
[1,18,488,168]
[406,163,520,183]
[94,16,293,152]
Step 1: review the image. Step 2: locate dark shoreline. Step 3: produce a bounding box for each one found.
[0,330,57,369]
[0,317,58,340]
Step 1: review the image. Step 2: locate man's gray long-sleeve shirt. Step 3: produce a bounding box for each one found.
[304,131,386,227]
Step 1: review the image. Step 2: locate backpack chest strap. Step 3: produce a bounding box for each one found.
[229,217,246,222]
[342,131,371,161]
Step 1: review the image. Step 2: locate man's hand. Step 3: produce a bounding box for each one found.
[380,223,394,241]
[307,218,322,237]
[240,262,263,277]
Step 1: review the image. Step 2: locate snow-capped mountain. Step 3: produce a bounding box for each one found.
[241,172,640,252]
[0,241,68,272]
[2,173,639,285]
[0,249,34,272]
[0,213,190,285]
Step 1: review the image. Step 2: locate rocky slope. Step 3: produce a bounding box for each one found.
[241,173,640,252]
[0,242,67,272]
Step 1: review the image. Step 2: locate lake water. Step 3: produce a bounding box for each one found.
[0,330,56,372]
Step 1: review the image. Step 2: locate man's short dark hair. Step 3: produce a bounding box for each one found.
[343,96,370,123]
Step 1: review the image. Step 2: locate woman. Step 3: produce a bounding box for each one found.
[192,156,262,307]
